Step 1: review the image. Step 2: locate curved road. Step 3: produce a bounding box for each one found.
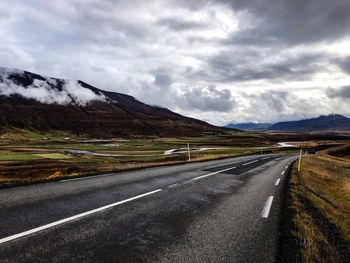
[0,154,295,262]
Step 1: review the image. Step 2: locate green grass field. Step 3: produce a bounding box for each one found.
[33,153,73,159]
[0,151,44,161]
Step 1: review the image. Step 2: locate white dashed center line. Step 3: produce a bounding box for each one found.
[275,178,281,186]
[0,189,162,245]
[261,196,274,218]
[191,166,237,181]
[243,160,258,166]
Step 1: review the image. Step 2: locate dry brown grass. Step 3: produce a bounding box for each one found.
[292,205,338,262]
[289,152,350,261]
[303,157,350,240]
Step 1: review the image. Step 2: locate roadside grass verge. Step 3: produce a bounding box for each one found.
[281,155,350,262]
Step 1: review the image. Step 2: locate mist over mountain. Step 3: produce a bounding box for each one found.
[226,114,350,132]
[0,67,106,106]
[0,67,227,137]
[225,122,272,131]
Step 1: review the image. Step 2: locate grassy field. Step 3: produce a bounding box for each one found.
[1,128,347,187]
[0,151,44,161]
[33,153,73,159]
[284,147,350,262]
[0,128,295,186]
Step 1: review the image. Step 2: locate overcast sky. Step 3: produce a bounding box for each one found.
[1,0,350,125]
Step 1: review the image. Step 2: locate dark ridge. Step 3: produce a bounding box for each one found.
[225,122,272,131]
[0,67,231,137]
[269,114,350,132]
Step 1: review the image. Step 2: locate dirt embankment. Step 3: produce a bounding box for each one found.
[280,149,350,262]
[322,144,350,161]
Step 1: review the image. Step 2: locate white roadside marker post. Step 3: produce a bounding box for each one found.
[298,149,302,172]
[187,143,191,161]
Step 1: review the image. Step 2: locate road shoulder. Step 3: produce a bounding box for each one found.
[279,155,350,262]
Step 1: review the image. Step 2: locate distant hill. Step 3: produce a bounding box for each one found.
[225,122,272,131]
[268,114,350,132]
[0,67,228,138]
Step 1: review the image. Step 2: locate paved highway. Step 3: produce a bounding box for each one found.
[0,154,295,262]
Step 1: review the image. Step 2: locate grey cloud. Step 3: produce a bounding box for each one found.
[192,51,327,83]
[153,72,173,88]
[236,90,335,123]
[169,0,209,11]
[247,91,289,113]
[222,0,350,46]
[327,86,350,99]
[3,1,153,53]
[157,17,207,31]
[181,85,235,112]
[333,57,350,74]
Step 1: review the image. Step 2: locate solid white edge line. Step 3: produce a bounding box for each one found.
[261,196,274,218]
[275,178,281,186]
[191,166,237,181]
[0,189,162,245]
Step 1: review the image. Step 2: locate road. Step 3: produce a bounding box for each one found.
[0,154,296,262]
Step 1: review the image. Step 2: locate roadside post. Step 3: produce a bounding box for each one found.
[298,149,302,172]
[187,143,191,161]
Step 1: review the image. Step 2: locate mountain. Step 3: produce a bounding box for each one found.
[0,67,228,138]
[225,122,272,131]
[268,114,350,132]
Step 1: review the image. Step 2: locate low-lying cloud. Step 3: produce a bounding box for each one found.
[0,68,106,106]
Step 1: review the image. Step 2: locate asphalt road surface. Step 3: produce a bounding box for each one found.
[0,154,296,263]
